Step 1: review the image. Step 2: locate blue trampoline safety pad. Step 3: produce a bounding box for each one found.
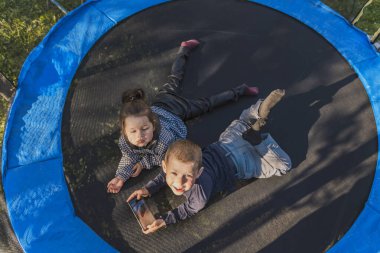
[1,0,379,252]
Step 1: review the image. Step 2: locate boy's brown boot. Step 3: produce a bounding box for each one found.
[250,89,285,132]
[258,89,285,119]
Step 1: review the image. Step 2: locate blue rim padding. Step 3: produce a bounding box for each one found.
[1,0,379,252]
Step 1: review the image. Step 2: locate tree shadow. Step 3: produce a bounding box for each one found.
[270,73,358,168]
[258,176,373,253]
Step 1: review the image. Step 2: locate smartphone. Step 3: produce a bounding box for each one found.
[128,198,156,231]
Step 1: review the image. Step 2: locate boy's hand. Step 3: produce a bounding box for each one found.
[142,219,166,234]
[127,188,150,202]
[131,162,143,177]
[107,177,125,193]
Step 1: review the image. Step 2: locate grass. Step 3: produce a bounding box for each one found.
[323,0,369,20]
[0,0,82,85]
[0,0,379,149]
[356,1,380,41]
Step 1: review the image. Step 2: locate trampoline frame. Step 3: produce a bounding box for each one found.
[1,0,379,252]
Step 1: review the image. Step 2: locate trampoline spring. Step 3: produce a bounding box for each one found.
[50,0,68,15]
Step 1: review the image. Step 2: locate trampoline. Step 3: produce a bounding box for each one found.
[2,0,380,252]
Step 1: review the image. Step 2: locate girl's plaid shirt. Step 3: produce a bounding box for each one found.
[115,106,187,181]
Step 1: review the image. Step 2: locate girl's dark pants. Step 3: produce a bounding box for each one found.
[152,47,245,121]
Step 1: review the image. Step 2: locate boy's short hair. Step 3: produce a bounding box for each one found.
[164,140,202,171]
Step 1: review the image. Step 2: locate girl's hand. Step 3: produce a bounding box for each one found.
[131,162,143,177]
[142,219,166,234]
[107,177,125,193]
[126,188,150,202]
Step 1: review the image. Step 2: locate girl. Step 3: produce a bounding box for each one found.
[107,39,258,193]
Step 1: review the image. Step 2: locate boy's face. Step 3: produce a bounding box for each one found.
[123,115,154,147]
[162,157,200,196]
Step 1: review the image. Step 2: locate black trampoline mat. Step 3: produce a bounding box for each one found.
[62,0,378,252]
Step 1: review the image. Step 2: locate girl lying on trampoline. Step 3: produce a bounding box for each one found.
[107,39,259,193]
[127,89,292,234]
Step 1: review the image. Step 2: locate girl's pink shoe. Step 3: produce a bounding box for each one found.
[180,39,200,49]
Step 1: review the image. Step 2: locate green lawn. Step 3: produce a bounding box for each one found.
[0,0,379,148]
[0,0,82,85]
[356,1,380,40]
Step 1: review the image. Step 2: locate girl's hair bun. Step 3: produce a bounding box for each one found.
[121,89,145,104]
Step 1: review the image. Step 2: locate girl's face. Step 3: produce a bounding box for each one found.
[123,115,154,147]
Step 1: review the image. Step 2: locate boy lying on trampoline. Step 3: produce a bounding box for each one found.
[127,89,292,233]
[107,39,258,193]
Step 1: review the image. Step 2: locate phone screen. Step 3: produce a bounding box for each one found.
[128,198,156,231]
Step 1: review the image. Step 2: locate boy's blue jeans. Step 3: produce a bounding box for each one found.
[218,100,292,179]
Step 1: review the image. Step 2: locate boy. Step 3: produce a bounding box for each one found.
[127,89,292,234]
